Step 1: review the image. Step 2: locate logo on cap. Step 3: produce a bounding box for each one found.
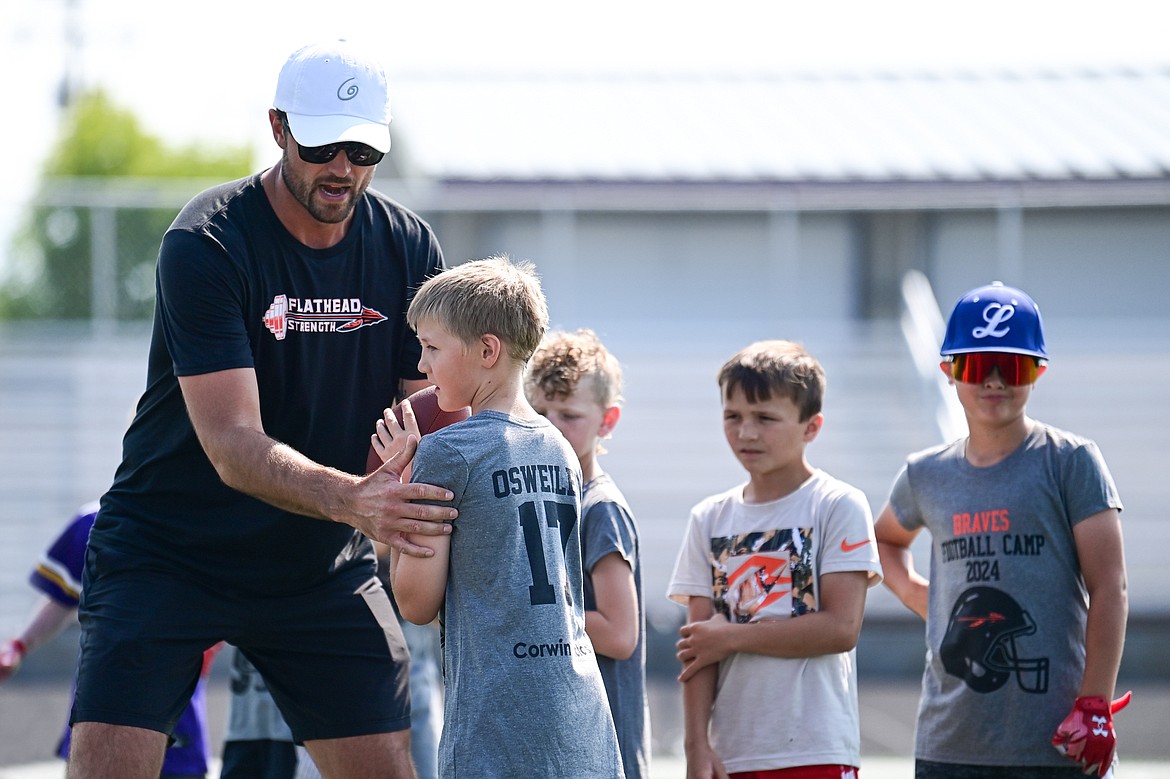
[337,78,358,101]
[971,303,1014,340]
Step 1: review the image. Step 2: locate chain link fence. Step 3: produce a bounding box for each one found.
[3,178,223,324]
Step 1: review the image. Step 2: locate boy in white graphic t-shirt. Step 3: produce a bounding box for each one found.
[668,340,882,779]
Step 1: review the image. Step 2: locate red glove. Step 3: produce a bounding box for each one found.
[1051,690,1132,777]
[0,638,27,682]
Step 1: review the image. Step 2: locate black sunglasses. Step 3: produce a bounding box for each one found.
[295,140,384,167]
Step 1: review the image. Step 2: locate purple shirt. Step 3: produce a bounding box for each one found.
[32,504,211,776]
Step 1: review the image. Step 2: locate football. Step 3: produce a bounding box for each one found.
[365,385,471,473]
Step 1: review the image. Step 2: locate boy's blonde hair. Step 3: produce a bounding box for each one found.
[407,256,549,362]
[525,329,624,408]
[718,340,825,422]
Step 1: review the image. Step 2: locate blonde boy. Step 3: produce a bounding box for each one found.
[390,258,623,779]
[667,340,882,779]
[526,329,650,779]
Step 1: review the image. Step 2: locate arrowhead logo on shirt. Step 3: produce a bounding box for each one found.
[262,295,387,340]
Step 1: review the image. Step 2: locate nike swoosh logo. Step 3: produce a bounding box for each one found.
[841,538,871,552]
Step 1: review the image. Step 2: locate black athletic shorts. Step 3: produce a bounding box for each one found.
[72,543,411,742]
[915,759,1099,778]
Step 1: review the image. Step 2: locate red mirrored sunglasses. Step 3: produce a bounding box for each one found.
[946,352,1045,386]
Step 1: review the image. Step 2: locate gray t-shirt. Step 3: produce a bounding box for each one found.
[888,422,1122,767]
[412,411,623,779]
[582,473,649,779]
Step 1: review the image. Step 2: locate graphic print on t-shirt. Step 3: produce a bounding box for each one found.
[262,294,388,340]
[710,528,815,623]
[940,586,1050,694]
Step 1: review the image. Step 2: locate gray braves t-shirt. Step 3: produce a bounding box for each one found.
[888,422,1122,767]
[412,411,623,779]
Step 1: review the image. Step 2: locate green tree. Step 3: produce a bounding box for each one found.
[1,90,255,320]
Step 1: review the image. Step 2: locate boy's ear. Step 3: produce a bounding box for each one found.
[803,413,824,443]
[939,361,956,384]
[599,405,621,438]
[479,334,502,368]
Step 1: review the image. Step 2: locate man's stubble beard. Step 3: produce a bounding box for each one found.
[280,147,371,225]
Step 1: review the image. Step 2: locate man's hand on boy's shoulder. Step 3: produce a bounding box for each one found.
[348,438,458,557]
[677,613,734,682]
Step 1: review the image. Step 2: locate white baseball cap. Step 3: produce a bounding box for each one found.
[274,40,392,153]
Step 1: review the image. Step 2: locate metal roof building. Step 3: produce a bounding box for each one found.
[372,67,1170,326]
[383,67,1170,210]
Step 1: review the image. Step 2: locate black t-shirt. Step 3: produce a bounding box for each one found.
[92,175,444,593]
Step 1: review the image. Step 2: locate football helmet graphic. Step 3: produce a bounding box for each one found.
[940,586,1049,694]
